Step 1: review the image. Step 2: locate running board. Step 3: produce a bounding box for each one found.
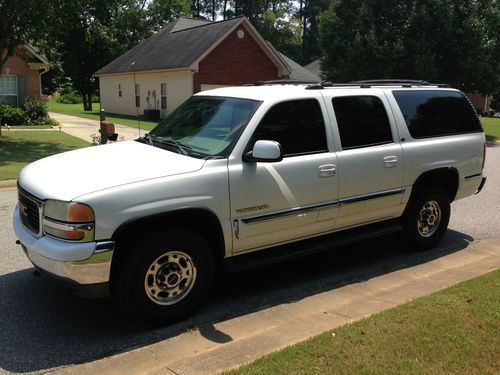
[224,219,402,271]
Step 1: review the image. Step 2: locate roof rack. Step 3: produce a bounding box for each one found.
[244,79,450,89]
[244,80,319,86]
[306,80,450,90]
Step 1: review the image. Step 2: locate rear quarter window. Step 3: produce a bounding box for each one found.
[393,90,482,138]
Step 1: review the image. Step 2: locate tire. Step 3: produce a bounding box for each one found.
[115,229,215,324]
[401,187,450,251]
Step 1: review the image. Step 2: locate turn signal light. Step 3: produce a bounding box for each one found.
[44,226,85,241]
[68,203,95,222]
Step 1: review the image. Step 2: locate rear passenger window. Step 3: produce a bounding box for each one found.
[393,90,482,138]
[252,99,328,157]
[332,96,393,150]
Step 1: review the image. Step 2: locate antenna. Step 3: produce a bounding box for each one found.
[131,61,142,138]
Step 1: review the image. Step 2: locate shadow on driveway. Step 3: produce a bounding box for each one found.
[0,229,473,373]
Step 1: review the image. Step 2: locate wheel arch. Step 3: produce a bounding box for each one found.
[110,207,226,285]
[405,167,459,214]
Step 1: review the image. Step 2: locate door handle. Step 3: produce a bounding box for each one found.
[319,164,336,177]
[383,156,398,168]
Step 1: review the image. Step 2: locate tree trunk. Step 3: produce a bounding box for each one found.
[302,0,308,61]
[223,0,228,19]
[87,92,93,111]
[82,91,92,111]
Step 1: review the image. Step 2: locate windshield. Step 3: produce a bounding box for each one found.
[146,96,261,158]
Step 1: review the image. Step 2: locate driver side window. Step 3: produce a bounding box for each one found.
[251,99,328,157]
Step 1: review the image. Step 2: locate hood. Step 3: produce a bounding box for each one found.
[18,140,205,201]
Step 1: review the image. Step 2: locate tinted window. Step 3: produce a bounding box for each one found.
[332,96,393,149]
[149,96,261,158]
[393,90,482,138]
[252,99,328,156]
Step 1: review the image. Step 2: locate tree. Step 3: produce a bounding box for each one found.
[0,0,54,73]
[148,0,191,30]
[319,0,500,94]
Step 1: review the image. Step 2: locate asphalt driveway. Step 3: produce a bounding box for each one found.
[0,145,499,375]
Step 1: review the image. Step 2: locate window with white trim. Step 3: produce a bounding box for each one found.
[135,84,140,107]
[0,75,18,105]
[161,83,167,110]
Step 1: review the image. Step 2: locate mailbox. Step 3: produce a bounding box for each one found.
[99,121,117,144]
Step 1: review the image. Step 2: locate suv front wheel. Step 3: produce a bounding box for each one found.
[402,187,450,251]
[116,229,215,324]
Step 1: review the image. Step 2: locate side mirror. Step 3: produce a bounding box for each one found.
[244,140,283,162]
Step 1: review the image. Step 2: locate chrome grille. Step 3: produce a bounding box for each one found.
[18,186,43,235]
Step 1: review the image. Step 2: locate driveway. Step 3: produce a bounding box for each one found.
[49,112,147,143]
[0,146,499,375]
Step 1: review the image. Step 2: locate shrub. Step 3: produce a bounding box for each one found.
[24,97,49,123]
[0,104,28,125]
[56,91,83,104]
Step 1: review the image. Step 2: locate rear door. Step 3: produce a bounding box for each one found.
[324,91,404,228]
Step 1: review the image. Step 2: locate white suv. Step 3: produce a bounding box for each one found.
[13,80,486,323]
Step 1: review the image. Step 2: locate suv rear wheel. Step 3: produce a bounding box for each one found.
[402,187,450,251]
[115,229,215,324]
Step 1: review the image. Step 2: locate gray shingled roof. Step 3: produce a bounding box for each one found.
[278,53,320,81]
[304,59,321,78]
[94,17,244,75]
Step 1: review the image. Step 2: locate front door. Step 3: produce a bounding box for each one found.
[228,99,339,253]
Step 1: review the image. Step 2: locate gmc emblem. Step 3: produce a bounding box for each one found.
[19,202,28,217]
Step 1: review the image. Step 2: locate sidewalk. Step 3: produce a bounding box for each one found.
[54,236,500,375]
[49,112,147,143]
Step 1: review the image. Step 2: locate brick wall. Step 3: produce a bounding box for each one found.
[1,48,41,99]
[193,25,280,93]
[467,92,491,112]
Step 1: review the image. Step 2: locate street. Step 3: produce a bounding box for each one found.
[1,145,499,375]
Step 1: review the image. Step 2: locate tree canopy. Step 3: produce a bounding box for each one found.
[320,0,500,95]
[2,0,498,111]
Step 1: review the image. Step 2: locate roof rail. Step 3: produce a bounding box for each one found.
[349,79,450,88]
[244,80,320,86]
[305,80,450,89]
[244,79,451,89]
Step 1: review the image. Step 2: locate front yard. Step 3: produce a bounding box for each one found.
[0,131,90,180]
[482,117,500,141]
[227,269,500,375]
[48,97,158,131]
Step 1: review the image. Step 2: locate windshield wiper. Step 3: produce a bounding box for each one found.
[158,139,189,156]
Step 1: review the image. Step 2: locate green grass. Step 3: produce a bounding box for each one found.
[48,97,158,131]
[227,269,500,375]
[1,125,53,130]
[0,131,90,180]
[481,117,500,141]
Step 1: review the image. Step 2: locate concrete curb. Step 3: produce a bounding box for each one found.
[486,140,499,147]
[53,237,500,375]
[0,179,17,190]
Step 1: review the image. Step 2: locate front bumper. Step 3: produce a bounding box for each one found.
[13,206,114,297]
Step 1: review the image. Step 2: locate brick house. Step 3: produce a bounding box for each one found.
[0,45,49,106]
[94,17,319,118]
[467,92,492,113]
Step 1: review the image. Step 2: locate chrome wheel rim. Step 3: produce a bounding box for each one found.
[417,200,442,237]
[144,250,197,305]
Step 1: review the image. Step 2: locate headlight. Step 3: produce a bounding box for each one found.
[43,200,95,242]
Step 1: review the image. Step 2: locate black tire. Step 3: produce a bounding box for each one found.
[401,187,450,251]
[115,229,215,324]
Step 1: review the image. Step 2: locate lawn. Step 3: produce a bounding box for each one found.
[1,125,53,130]
[0,131,90,180]
[227,269,500,375]
[48,97,158,131]
[481,117,500,141]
